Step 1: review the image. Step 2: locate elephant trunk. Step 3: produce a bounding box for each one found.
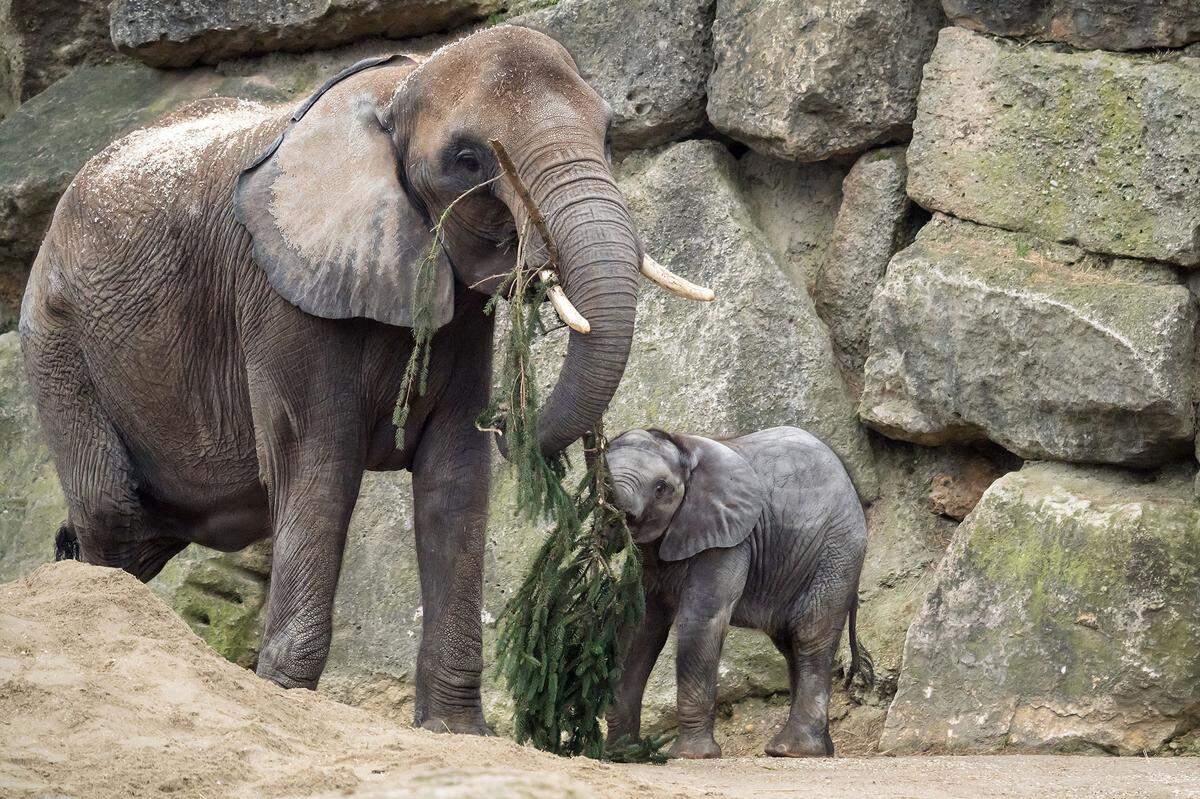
[509,136,640,458]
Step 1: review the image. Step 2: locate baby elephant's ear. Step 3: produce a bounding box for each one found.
[235,55,454,330]
[660,435,767,562]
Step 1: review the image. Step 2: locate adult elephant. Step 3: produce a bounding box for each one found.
[19,25,704,733]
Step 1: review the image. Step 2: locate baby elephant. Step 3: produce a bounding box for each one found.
[604,426,871,759]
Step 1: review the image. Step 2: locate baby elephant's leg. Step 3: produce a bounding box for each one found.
[606,593,674,749]
[765,631,839,757]
[670,546,749,760]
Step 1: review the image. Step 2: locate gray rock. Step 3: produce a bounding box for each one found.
[513,0,715,149]
[813,146,913,383]
[0,0,112,117]
[736,150,847,295]
[320,469,422,715]
[110,0,501,67]
[0,331,63,583]
[943,0,1200,52]
[882,461,1200,755]
[853,439,988,700]
[908,27,1200,267]
[150,539,273,669]
[859,216,1196,467]
[706,0,944,162]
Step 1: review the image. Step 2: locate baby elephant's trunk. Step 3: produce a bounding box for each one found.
[843,595,875,690]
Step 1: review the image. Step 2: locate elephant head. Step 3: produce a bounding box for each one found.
[235,26,710,457]
[606,429,766,561]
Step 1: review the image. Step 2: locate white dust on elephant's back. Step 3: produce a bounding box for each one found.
[94,99,272,194]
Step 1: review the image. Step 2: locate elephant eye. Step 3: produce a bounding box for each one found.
[456,149,482,174]
[654,480,670,499]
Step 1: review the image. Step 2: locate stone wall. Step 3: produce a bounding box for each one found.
[0,0,1197,757]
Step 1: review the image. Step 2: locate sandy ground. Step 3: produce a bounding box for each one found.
[1,562,1198,799]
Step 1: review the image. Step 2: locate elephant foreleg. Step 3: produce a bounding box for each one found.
[606,591,674,748]
[410,396,492,734]
[669,546,750,759]
[255,445,362,690]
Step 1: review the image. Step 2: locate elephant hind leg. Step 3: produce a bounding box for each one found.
[765,628,840,758]
[24,329,179,581]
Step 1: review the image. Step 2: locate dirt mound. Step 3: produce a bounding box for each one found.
[4,562,1199,799]
[0,562,665,799]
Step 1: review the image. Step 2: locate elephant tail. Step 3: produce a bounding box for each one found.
[843,595,875,691]
[54,522,81,562]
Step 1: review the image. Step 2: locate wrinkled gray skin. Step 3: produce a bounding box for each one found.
[19,26,642,734]
[604,427,867,758]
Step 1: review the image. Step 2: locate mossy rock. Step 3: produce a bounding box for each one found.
[0,331,66,582]
[882,461,1200,755]
[150,540,272,669]
[860,215,1196,467]
[908,28,1200,266]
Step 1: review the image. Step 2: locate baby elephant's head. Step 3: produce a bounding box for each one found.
[604,429,767,562]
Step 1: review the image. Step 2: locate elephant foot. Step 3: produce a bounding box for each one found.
[417,711,494,736]
[255,662,318,691]
[668,733,722,760]
[765,725,832,758]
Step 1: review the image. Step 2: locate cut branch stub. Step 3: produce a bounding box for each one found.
[489,138,591,334]
[489,138,562,268]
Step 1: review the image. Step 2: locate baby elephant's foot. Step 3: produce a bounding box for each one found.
[765,725,832,758]
[669,733,722,759]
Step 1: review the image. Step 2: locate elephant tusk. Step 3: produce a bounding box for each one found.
[641,254,715,302]
[539,269,591,334]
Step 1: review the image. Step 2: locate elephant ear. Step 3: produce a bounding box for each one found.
[235,54,454,329]
[659,434,767,562]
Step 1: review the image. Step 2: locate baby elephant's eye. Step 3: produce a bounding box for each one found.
[654,480,670,499]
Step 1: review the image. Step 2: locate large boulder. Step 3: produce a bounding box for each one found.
[109,0,500,67]
[150,539,272,669]
[0,0,112,118]
[942,0,1200,52]
[908,27,1200,267]
[883,462,1200,755]
[513,0,715,149]
[706,0,944,162]
[812,146,915,384]
[860,216,1196,467]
